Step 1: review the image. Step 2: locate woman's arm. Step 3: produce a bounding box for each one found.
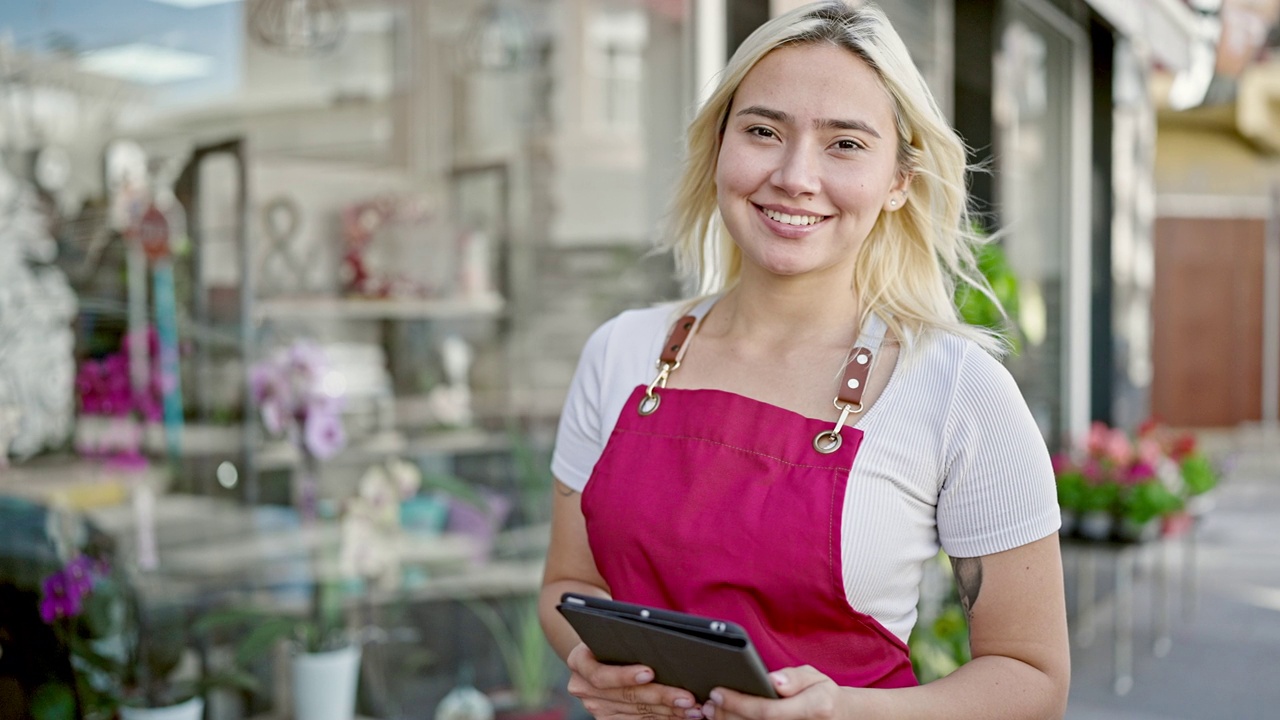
[709,533,1070,720]
[539,479,703,720]
[538,480,611,660]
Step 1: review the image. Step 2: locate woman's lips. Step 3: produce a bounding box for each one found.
[754,203,830,237]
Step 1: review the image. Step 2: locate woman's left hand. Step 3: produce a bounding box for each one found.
[703,666,856,720]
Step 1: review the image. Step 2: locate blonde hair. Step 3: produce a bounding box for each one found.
[663,0,1004,355]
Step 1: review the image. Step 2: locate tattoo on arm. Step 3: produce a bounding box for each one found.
[556,484,578,497]
[952,556,984,620]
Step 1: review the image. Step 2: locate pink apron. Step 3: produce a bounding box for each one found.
[581,304,918,689]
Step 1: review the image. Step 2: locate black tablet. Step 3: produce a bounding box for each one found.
[556,593,778,702]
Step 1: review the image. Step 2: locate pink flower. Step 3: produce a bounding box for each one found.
[1086,421,1111,456]
[303,405,346,460]
[1122,461,1156,485]
[1050,453,1073,476]
[1104,428,1132,466]
[1137,438,1162,467]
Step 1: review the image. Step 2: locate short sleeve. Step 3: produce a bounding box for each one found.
[936,346,1060,558]
[550,318,616,492]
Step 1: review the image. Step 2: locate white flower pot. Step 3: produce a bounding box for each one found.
[1076,510,1114,541]
[120,697,204,720]
[292,645,361,720]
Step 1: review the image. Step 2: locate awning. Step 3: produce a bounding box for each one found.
[1085,0,1204,71]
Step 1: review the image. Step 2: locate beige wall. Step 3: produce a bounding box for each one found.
[1155,114,1280,201]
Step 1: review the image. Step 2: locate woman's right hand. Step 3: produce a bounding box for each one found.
[566,643,703,720]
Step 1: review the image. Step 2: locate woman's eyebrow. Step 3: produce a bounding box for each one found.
[735,105,882,139]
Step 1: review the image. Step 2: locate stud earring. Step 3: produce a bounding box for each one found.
[889,199,899,207]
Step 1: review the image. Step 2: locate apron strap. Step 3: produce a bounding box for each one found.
[657,296,720,366]
[838,313,888,408]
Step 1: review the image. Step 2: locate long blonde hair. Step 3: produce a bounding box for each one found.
[663,0,1004,354]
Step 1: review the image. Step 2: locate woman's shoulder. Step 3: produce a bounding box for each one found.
[580,300,691,363]
[894,329,1020,405]
[910,328,1010,376]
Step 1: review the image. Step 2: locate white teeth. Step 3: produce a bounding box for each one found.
[762,207,823,226]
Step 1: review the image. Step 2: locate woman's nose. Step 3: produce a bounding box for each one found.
[770,145,821,198]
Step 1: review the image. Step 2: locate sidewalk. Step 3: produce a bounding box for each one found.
[1064,426,1280,720]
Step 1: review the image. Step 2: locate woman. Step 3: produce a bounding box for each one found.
[538,2,1070,719]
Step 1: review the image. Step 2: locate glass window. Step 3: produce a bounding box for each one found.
[993,1,1088,447]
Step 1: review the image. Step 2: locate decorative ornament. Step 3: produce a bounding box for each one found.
[250,0,348,57]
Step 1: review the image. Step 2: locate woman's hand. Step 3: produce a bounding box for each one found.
[703,666,856,720]
[566,643,703,720]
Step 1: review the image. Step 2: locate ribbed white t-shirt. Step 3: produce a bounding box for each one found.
[551,301,1060,643]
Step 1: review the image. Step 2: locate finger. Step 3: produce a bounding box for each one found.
[566,669,700,717]
[765,667,828,698]
[567,644,655,690]
[582,694,706,720]
[709,668,836,720]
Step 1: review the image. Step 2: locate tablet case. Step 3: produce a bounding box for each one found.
[557,593,778,702]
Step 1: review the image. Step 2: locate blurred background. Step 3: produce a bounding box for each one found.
[0,0,1277,719]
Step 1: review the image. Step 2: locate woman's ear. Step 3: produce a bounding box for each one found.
[883,173,912,212]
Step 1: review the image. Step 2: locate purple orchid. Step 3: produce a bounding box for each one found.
[303,404,347,460]
[38,555,107,623]
[250,341,348,460]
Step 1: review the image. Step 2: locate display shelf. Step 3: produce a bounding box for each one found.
[251,428,508,471]
[253,293,504,322]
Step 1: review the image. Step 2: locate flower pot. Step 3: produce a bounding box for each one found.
[1113,517,1158,543]
[1059,509,1077,537]
[292,644,361,720]
[120,697,204,720]
[1161,511,1195,538]
[1076,510,1113,541]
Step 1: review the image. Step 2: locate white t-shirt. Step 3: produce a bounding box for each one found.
[552,301,1060,643]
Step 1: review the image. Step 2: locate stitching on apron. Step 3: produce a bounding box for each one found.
[614,426,853,472]
[829,474,839,595]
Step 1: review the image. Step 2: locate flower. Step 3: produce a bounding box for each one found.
[303,404,346,460]
[1055,419,1211,534]
[38,553,256,712]
[249,341,348,459]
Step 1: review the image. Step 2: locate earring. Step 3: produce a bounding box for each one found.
[889,199,899,207]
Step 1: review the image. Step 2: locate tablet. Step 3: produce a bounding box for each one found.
[556,593,778,702]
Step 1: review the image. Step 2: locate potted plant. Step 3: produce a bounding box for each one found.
[1134,420,1220,534]
[37,553,256,720]
[1056,421,1196,542]
[197,577,362,720]
[467,597,565,720]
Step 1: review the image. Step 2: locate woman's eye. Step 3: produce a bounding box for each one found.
[748,126,776,139]
[834,139,864,151]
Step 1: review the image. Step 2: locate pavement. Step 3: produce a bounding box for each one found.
[1064,425,1280,720]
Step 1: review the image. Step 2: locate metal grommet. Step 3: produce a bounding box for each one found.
[812,430,842,454]
[638,394,661,416]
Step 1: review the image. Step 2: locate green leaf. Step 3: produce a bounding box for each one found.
[233,617,301,666]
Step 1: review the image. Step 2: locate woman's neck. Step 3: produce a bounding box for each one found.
[709,275,862,349]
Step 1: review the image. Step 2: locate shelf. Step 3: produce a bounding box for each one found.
[253,294,504,322]
[255,428,509,471]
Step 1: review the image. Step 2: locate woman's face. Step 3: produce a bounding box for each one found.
[716,43,908,284]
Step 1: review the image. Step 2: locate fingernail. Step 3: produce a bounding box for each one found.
[703,703,716,719]
[635,670,654,684]
[771,671,788,687]
[709,691,724,705]
[685,710,704,719]
[674,698,693,709]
